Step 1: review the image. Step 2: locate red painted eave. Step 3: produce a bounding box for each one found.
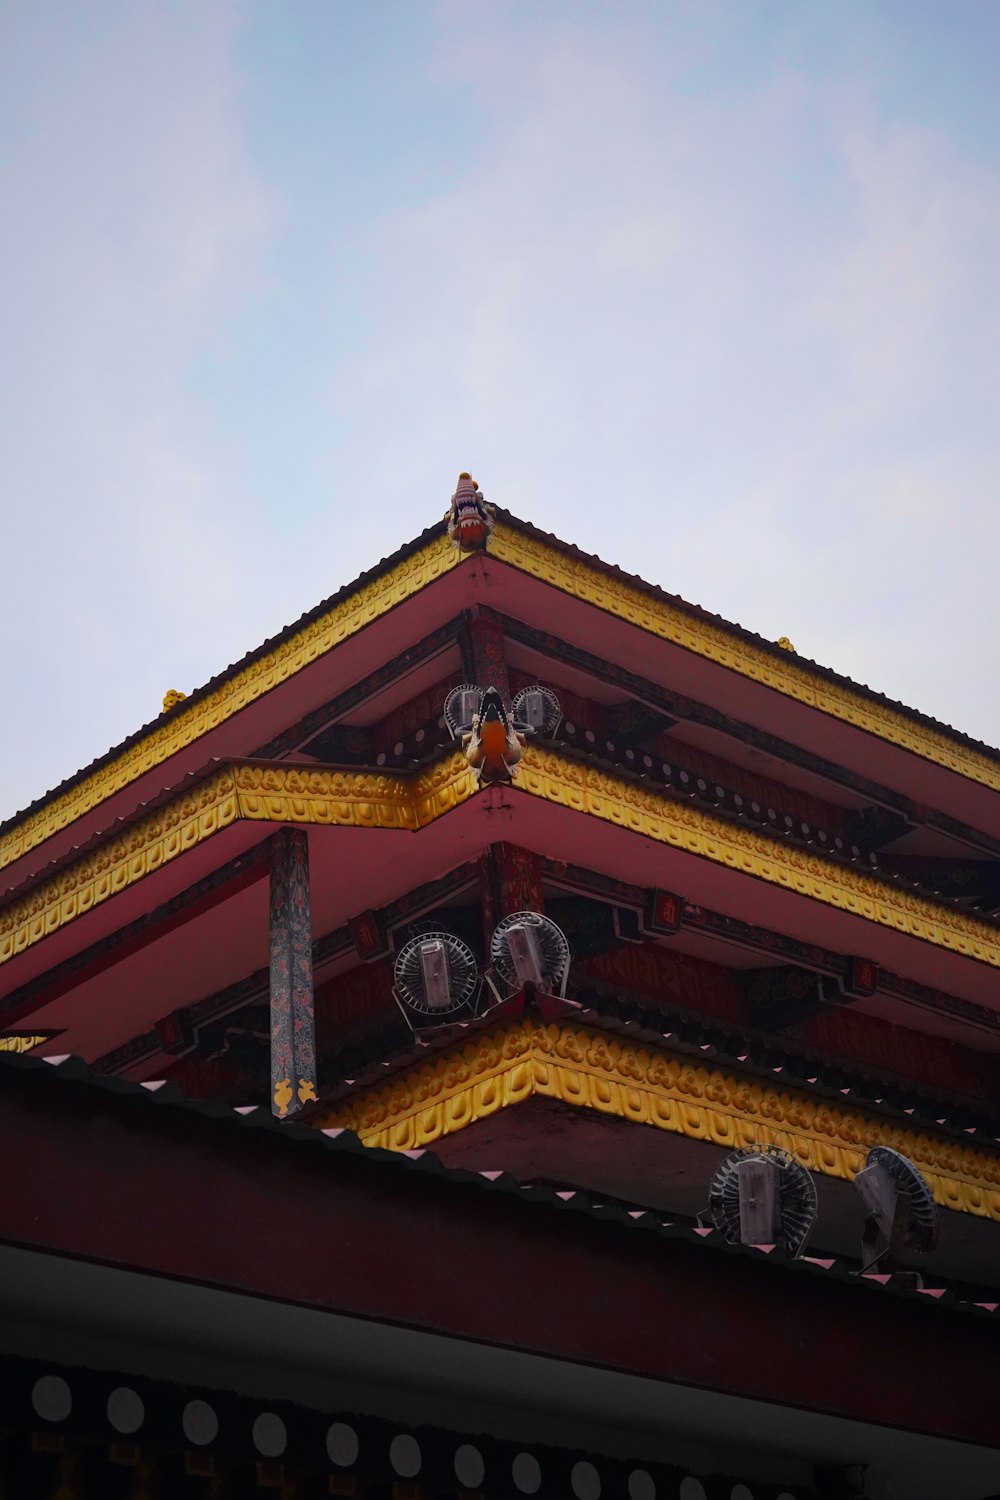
[479,541,1000,837]
[499,512,1000,767]
[5,786,1000,1061]
[7,512,1000,894]
[0,1053,997,1451]
[0,545,470,894]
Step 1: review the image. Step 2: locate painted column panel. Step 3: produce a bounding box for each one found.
[480,842,545,953]
[269,827,316,1118]
[468,612,510,700]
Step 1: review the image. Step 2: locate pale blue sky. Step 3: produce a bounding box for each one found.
[2,1,999,821]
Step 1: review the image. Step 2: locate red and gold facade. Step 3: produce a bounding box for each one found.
[1,491,999,1499]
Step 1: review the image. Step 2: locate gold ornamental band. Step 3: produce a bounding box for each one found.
[2,750,999,975]
[316,1017,1000,1223]
[5,520,998,882]
[490,525,1000,795]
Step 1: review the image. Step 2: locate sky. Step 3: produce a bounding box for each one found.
[2,0,1000,822]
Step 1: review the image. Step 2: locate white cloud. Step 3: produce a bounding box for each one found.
[0,1,274,817]
[2,2,999,826]
[307,9,1000,746]
[810,120,1000,427]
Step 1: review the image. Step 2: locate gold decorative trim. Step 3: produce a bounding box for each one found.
[8,520,998,885]
[490,525,1000,795]
[0,758,477,969]
[516,747,1000,967]
[4,749,1000,972]
[0,768,241,967]
[0,1034,49,1053]
[316,1018,1000,1223]
[0,535,460,876]
[232,756,474,832]
[235,763,419,832]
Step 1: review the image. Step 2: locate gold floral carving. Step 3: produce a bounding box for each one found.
[0,767,241,966]
[316,1017,1000,1223]
[3,749,999,972]
[232,755,475,832]
[490,525,1000,795]
[0,536,460,876]
[234,763,420,831]
[0,758,478,969]
[0,1034,49,1053]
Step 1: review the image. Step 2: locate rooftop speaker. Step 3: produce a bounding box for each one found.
[511,685,562,738]
[708,1145,817,1258]
[490,911,571,998]
[855,1145,938,1267]
[393,931,481,1030]
[444,684,483,739]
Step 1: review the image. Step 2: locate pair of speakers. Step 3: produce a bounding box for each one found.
[393,911,571,1029]
[708,1143,938,1268]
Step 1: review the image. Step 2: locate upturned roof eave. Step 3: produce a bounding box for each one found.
[4,507,999,884]
[0,519,447,841]
[494,509,1000,763]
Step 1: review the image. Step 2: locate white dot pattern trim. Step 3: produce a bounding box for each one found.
[32,1376,71,1423]
[513,1451,542,1493]
[107,1387,144,1435]
[182,1400,218,1447]
[327,1422,359,1467]
[572,1458,602,1499]
[390,1433,421,1478]
[252,1412,287,1458]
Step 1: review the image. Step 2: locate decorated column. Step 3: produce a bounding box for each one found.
[480,842,546,954]
[468,609,510,700]
[269,828,316,1118]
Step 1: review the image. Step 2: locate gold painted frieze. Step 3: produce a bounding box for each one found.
[316,1017,1000,1223]
[3,749,1000,973]
[0,535,460,875]
[5,517,999,891]
[490,525,1000,795]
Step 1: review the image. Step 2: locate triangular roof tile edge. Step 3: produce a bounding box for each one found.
[4,504,999,870]
[0,517,449,842]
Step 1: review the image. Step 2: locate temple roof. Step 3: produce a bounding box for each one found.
[6,487,1000,1499]
[504,513,1000,760]
[5,1043,997,1326]
[5,489,1000,1097]
[4,506,998,881]
[8,1041,1000,1497]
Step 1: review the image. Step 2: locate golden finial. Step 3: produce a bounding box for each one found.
[162,689,187,712]
[776,637,795,652]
